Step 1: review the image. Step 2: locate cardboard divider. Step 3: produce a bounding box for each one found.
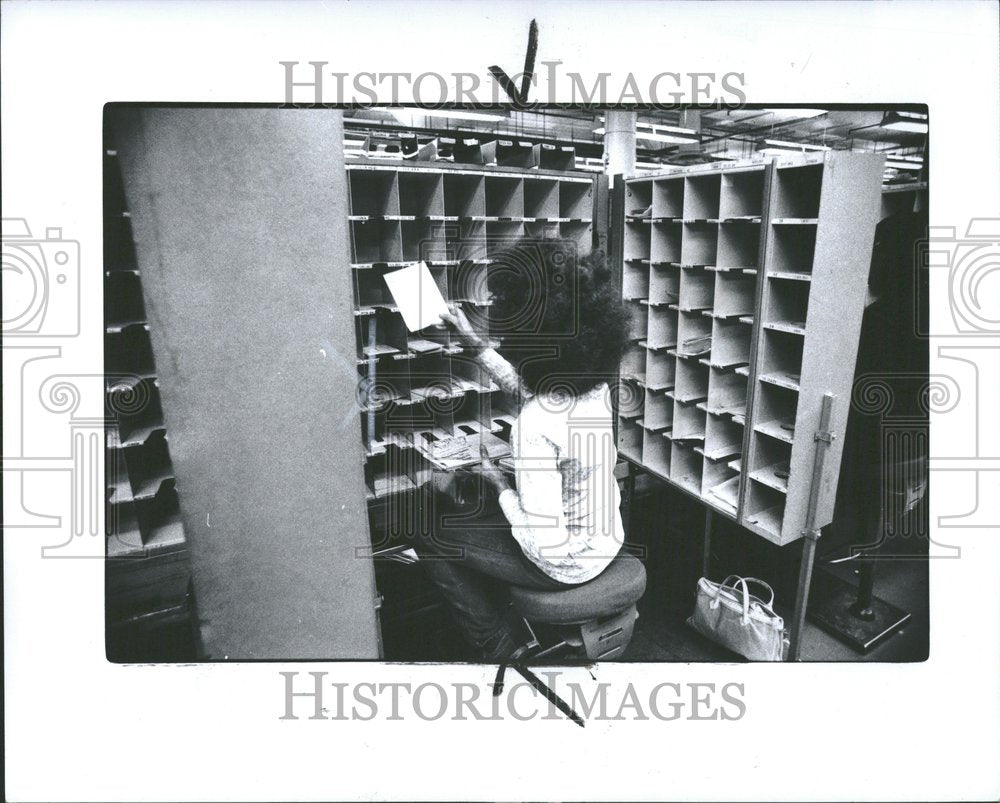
[716,222,761,268]
[649,263,680,305]
[349,169,400,217]
[645,350,675,391]
[759,328,804,385]
[616,377,645,420]
[682,173,721,219]
[624,221,651,261]
[354,264,396,309]
[744,480,785,539]
[621,342,646,383]
[456,220,487,262]
[709,317,752,369]
[643,391,673,431]
[623,262,650,300]
[443,173,485,218]
[674,358,709,404]
[651,222,682,264]
[105,270,147,330]
[560,180,592,219]
[773,162,823,219]
[703,467,740,513]
[706,367,748,421]
[713,272,756,318]
[679,268,715,310]
[407,351,456,399]
[490,390,518,436]
[486,222,525,257]
[524,220,560,240]
[719,169,765,219]
[364,448,419,499]
[625,179,652,216]
[401,220,448,263]
[703,413,744,462]
[749,429,792,485]
[524,178,560,219]
[485,176,524,218]
[114,379,165,447]
[453,388,494,433]
[350,219,403,264]
[676,308,712,355]
[752,382,798,443]
[628,300,649,341]
[121,428,174,501]
[539,144,576,172]
[406,316,451,355]
[450,260,490,305]
[769,222,817,276]
[763,276,810,333]
[370,309,409,358]
[680,223,718,266]
[642,429,671,477]
[106,323,156,378]
[398,171,445,217]
[358,355,412,409]
[669,440,702,493]
[617,418,643,461]
[652,177,684,219]
[646,306,677,349]
[559,221,592,250]
[497,140,539,169]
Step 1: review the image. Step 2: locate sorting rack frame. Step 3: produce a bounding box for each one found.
[616,152,885,658]
[346,159,598,502]
[104,144,192,640]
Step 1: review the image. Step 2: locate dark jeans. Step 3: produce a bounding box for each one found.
[412,485,574,658]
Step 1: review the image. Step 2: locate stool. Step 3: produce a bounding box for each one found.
[508,553,647,661]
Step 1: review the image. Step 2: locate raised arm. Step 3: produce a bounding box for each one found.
[439,304,533,399]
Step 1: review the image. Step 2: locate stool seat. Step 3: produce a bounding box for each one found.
[509,553,647,626]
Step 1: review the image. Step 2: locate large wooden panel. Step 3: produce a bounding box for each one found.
[111,107,380,659]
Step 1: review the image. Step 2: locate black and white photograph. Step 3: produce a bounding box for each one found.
[3,2,999,801]
[102,105,931,667]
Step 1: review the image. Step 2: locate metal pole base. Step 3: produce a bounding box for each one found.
[807,568,911,653]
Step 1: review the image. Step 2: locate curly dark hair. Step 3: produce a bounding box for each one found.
[485,236,631,397]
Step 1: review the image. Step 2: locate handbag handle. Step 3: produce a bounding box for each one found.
[717,574,776,608]
[741,576,776,609]
[712,576,752,624]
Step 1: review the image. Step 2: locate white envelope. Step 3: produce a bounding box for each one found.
[382,261,450,332]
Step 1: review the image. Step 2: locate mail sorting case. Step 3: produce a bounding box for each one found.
[347,161,597,500]
[104,145,191,630]
[617,152,885,545]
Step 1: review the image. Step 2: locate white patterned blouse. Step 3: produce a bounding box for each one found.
[478,348,625,584]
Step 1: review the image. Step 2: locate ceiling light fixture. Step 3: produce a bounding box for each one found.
[763,108,828,120]
[759,139,832,152]
[881,111,928,134]
[593,124,700,144]
[389,107,507,124]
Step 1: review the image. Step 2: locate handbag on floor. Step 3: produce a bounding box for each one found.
[687,575,787,661]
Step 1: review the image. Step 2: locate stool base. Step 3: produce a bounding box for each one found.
[523,605,639,661]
